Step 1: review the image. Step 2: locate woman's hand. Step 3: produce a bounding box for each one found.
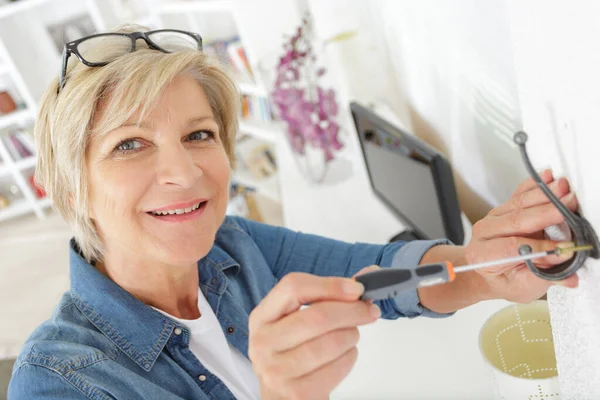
[465,169,580,303]
[248,271,380,400]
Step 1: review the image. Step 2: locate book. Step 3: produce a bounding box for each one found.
[15,129,36,154]
[9,133,32,159]
[2,134,21,161]
[29,174,46,198]
[227,40,254,82]
[204,37,254,83]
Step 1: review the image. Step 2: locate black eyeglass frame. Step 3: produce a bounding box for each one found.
[57,29,203,94]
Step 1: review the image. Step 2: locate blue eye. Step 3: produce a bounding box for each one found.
[188,130,216,142]
[115,139,143,153]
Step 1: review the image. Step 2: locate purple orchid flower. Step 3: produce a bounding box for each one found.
[270,15,344,161]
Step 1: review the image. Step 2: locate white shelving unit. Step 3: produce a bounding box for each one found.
[93,0,160,30]
[0,108,35,131]
[0,0,300,225]
[0,0,54,19]
[0,38,48,223]
[238,120,281,143]
[146,0,286,222]
[0,0,107,223]
[158,0,236,13]
[92,0,285,139]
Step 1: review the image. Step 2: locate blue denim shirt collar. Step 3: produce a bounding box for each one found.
[68,239,240,372]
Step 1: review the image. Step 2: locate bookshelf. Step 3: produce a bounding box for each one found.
[0,0,55,19]
[0,161,8,178]
[0,37,49,223]
[0,63,9,77]
[0,108,35,131]
[0,0,107,223]
[145,0,286,223]
[0,0,292,226]
[158,0,236,13]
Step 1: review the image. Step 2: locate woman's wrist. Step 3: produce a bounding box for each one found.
[416,245,498,313]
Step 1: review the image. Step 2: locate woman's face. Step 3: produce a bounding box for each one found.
[87,75,231,267]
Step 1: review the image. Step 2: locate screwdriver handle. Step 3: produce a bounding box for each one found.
[355,262,455,301]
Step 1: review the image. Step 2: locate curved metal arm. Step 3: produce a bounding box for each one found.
[513,131,599,281]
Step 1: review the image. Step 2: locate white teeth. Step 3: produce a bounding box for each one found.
[151,202,203,216]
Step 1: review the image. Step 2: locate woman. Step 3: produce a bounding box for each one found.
[8,26,579,400]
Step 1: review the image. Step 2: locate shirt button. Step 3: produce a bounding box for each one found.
[210,277,219,285]
[174,327,182,336]
[198,375,207,382]
[226,326,235,334]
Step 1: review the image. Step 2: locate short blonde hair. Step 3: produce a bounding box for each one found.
[35,25,240,262]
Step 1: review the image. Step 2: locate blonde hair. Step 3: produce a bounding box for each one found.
[35,25,240,262]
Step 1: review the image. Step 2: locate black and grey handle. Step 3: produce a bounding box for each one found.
[355,262,455,301]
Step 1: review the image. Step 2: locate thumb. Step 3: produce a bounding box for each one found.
[250,273,364,329]
[353,266,381,304]
[353,265,381,278]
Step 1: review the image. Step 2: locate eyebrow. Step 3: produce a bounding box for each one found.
[119,115,217,130]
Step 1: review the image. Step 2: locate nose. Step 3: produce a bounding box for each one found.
[156,142,202,188]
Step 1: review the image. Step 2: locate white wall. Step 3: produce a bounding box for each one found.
[309,1,600,397]
[377,0,528,206]
[507,0,600,397]
[309,0,530,223]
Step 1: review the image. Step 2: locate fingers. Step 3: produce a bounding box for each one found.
[510,169,554,197]
[490,177,571,217]
[473,192,578,239]
[503,266,579,303]
[352,266,380,304]
[556,274,579,288]
[289,346,359,399]
[471,169,584,304]
[249,273,373,400]
[466,237,576,276]
[352,265,380,278]
[266,300,379,352]
[277,327,359,379]
[249,273,365,329]
[260,345,359,400]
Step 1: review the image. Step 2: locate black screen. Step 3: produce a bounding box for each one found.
[362,127,446,240]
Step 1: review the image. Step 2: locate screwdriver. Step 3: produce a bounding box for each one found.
[356,245,593,301]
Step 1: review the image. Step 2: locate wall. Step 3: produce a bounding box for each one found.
[309,0,530,223]
[309,1,600,397]
[507,0,600,397]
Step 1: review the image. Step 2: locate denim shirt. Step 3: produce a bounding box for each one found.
[8,216,452,400]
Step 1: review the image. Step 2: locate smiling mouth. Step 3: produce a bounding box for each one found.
[148,201,207,216]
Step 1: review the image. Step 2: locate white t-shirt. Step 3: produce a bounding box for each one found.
[153,288,260,400]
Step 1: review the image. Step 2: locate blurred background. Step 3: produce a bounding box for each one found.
[0,0,550,398]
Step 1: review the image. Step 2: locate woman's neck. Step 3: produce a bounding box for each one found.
[95,251,201,320]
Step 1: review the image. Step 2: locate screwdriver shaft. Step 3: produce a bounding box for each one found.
[453,251,552,273]
[453,244,594,274]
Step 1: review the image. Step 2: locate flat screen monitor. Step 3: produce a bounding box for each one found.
[350,102,464,245]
